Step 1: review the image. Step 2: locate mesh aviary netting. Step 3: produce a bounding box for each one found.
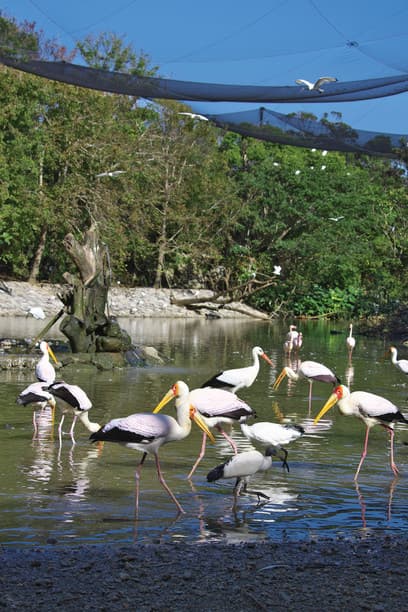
[1,55,407,157]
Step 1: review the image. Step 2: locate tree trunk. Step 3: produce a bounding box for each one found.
[58,223,131,353]
[28,225,47,283]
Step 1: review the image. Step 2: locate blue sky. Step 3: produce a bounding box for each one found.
[4,0,408,136]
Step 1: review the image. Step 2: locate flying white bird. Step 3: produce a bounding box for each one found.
[207,447,276,501]
[178,112,209,121]
[314,384,408,479]
[27,307,46,320]
[95,170,126,178]
[295,77,337,92]
[273,265,282,275]
[328,216,344,222]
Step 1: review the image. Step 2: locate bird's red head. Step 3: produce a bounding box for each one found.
[332,385,344,400]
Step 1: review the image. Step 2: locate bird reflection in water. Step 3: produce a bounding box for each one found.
[355,479,398,530]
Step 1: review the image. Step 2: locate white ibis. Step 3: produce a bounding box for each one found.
[346,324,356,359]
[273,360,339,411]
[35,341,58,384]
[313,384,408,479]
[153,381,255,478]
[295,76,337,92]
[48,381,100,444]
[90,386,215,514]
[240,421,305,471]
[389,346,408,376]
[16,382,56,435]
[207,447,276,501]
[201,346,273,393]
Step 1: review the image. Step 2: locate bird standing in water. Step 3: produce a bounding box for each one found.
[90,383,215,514]
[346,324,356,361]
[48,381,100,444]
[240,421,305,472]
[314,384,408,479]
[389,346,408,376]
[35,341,58,384]
[273,360,339,412]
[201,346,273,393]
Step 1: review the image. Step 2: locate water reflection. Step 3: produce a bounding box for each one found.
[2,317,408,545]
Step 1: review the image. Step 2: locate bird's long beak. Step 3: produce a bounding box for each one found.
[47,345,59,365]
[190,407,216,443]
[262,353,274,366]
[313,393,338,425]
[273,368,287,390]
[152,388,175,413]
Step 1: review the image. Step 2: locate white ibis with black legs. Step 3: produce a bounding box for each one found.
[273,360,339,411]
[48,381,100,444]
[313,384,408,479]
[389,346,408,376]
[201,346,273,393]
[90,384,215,514]
[16,382,56,435]
[153,381,255,478]
[207,447,276,502]
[240,421,305,471]
[35,341,58,384]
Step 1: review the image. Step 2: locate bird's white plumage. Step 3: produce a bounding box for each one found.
[27,307,45,319]
[35,341,57,384]
[346,323,356,352]
[241,421,304,447]
[17,382,56,409]
[178,112,209,121]
[390,346,408,375]
[48,381,99,443]
[201,346,273,393]
[215,450,273,479]
[295,76,337,92]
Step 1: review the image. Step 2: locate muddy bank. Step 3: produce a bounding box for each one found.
[1,535,407,611]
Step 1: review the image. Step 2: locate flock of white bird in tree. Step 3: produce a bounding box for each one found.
[15,319,408,514]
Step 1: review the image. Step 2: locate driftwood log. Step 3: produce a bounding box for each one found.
[58,223,131,353]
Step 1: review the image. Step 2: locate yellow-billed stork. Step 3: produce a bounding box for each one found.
[35,341,58,384]
[201,346,273,393]
[48,381,100,444]
[273,360,339,411]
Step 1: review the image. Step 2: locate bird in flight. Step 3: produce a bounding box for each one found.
[328,216,344,222]
[178,112,209,121]
[295,77,337,93]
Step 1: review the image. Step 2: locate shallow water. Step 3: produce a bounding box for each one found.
[1,317,408,546]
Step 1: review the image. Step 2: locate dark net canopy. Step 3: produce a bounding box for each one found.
[1,55,407,157]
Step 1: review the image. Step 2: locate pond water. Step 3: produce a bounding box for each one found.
[1,316,408,547]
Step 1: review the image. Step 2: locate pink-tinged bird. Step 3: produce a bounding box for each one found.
[90,384,215,514]
[293,332,303,354]
[389,346,408,376]
[207,447,276,501]
[153,380,255,478]
[314,384,408,479]
[273,360,339,411]
[201,346,273,393]
[346,324,356,360]
[35,341,58,384]
[48,381,100,444]
[16,382,56,435]
[284,325,298,355]
[240,421,305,471]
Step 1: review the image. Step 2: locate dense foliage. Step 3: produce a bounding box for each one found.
[1,13,408,319]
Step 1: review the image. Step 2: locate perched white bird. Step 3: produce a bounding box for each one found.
[346,323,356,359]
[35,341,58,384]
[153,381,255,478]
[207,447,276,501]
[389,346,408,376]
[48,381,100,444]
[273,265,282,275]
[16,382,56,435]
[95,170,126,178]
[314,384,408,479]
[241,421,305,471]
[91,384,215,514]
[273,360,339,411]
[27,307,45,320]
[295,76,337,92]
[178,112,209,121]
[201,346,273,393]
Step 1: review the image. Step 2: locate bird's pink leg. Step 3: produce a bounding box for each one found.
[216,425,238,454]
[58,414,65,445]
[354,426,370,480]
[187,431,207,479]
[384,426,399,477]
[308,382,313,414]
[135,452,147,517]
[69,416,77,445]
[154,453,185,514]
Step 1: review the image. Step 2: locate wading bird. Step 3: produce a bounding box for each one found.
[346,324,356,360]
[389,346,408,376]
[153,381,255,478]
[207,447,276,502]
[178,112,209,121]
[48,381,100,444]
[240,421,305,471]
[201,346,273,393]
[35,341,58,384]
[313,384,408,479]
[90,386,215,514]
[16,382,56,435]
[284,325,298,356]
[295,76,337,92]
[273,361,339,411]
